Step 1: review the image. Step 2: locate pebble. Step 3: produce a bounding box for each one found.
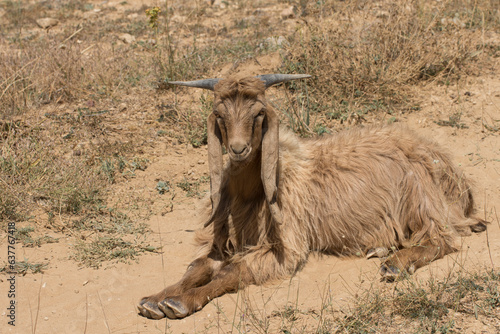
[281,6,296,20]
[36,18,59,29]
[118,33,136,44]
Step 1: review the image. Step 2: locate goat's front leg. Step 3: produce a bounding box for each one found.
[158,261,254,319]
[380,240,455,281]
[138,256,222,319]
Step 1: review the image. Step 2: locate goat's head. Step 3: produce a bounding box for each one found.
[169,74,310,224]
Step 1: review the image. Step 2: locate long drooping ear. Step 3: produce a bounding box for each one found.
[261,106,282,225]
[206,112,223,225]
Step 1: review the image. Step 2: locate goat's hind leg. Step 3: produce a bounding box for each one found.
[380,240,455,281]
[138,255,222,319]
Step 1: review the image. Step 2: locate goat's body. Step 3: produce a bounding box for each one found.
[138,75,486,320]
[196,125,480,284]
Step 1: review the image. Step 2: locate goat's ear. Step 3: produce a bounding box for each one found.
[207,112,223,222]
[261,107,282,225]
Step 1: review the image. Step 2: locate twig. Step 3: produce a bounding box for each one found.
[484,191,494,269]
[59,26,84,47]
[97,291,111,334]
[33,274,44,334]
[84,294,88,334]
[81,44,95,55]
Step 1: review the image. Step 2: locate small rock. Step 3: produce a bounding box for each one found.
[375,10,390,20]
[212,0,226,8]
[262,36,288,49]
[44,317,49,321]
[82,11,98,19]
[118,33,136,44]
[281,6,296,20]
[119,103,127,112]
[36,18,59,29]
[197,160,205,165]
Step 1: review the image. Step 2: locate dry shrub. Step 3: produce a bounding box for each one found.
[0,128,105,220]
[283,0,498,119]
[0,35,153,116]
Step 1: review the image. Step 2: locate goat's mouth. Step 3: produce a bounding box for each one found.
[229,147,252,162]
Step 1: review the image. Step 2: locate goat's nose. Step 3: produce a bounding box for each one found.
[230,143,247,155]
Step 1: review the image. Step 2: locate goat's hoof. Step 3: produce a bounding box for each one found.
[159,298,189,319]
[471,221,487,233]
[379,263,415,282]
[379,264,400,282]
[366,247,389,259]
[137,298,165,319]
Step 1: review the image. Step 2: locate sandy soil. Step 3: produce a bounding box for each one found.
[1,1,499,333]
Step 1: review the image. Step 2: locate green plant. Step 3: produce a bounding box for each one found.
[14,226,59,247]
[0,260,48,275]
[156,180,170,194]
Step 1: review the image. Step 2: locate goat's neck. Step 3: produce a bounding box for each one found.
[228,152,264,200]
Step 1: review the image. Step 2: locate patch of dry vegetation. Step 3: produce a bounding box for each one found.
[330,269,500,333]
[281,0,499,133]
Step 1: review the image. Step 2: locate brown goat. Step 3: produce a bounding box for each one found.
[137,74,487,320]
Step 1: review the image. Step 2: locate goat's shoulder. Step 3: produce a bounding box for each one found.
[278,127,308,158]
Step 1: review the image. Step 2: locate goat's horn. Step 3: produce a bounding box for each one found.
[257,74,311,88]
[168,78,220,91]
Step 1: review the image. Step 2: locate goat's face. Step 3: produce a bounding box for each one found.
[211,76,272,165]
[213,92,267,164]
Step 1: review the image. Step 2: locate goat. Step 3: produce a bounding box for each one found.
[138,74,488,320]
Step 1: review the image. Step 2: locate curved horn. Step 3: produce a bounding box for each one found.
[257,74,311,88]
[168,78,220,91]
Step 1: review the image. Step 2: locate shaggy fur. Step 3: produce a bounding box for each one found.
[137,75,487,320]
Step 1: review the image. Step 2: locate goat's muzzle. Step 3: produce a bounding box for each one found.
[229,145,252,162]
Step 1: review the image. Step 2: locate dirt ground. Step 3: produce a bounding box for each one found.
[1,0,499,333]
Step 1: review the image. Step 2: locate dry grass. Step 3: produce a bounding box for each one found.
[281,0,499,133]
[330,269,500,333]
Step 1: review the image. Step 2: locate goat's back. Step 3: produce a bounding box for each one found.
[276,125,474,255]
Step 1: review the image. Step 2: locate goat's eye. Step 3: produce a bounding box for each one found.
[213,111,221,118]
[256,109,265,117]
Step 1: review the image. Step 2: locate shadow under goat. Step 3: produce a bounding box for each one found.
[138,74,488,320]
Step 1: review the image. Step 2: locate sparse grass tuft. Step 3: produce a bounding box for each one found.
[15,226,59,247]
[331,270,500,333]
[71,236,156,269]
[177,176,209,198]
[1,260,48,275]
